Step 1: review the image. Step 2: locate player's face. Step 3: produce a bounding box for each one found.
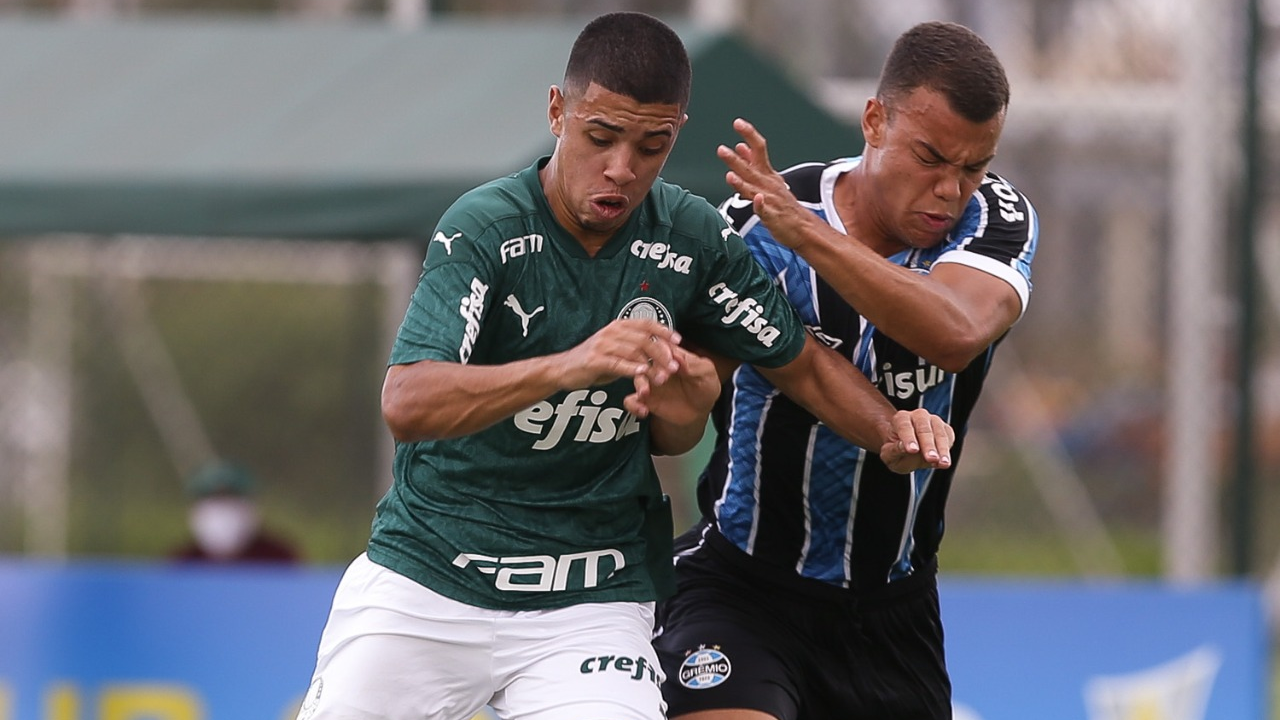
[544,82,686,247]
[861,86,1003,250]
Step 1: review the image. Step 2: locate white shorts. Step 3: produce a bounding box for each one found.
[296,553,667,720]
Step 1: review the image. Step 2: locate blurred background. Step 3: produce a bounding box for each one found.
[0,0,1276,716]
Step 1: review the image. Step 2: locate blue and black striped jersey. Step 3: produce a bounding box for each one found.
[688,157,1038,591]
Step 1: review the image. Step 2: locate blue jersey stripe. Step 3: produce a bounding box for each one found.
[798,426,867,583]
[718,365,778,551]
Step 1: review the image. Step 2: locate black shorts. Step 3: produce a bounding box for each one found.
[654,531,950,720]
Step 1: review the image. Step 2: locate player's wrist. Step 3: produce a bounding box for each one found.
[532,353,578,394]
[769,206,818,252]
[873,416,897,451]
[791,209,832,252]
[692,378,721,415]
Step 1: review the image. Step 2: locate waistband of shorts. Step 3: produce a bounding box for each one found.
[700,525,937,607]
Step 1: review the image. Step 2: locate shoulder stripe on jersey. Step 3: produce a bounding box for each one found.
[939,171,1038,318]
[933,251,1031,316]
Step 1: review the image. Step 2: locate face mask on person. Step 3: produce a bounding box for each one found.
[189,496,260,558]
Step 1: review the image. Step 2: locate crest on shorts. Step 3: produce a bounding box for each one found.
[678,646,732,689]
[617,297,673,329]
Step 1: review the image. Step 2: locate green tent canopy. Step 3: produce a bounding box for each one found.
[0,17,861,239]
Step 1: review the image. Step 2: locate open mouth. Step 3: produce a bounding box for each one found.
[593,196,628,219]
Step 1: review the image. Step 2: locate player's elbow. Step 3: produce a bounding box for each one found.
[381,392,425,443]
[932,348,980,375]
[924,332,990,374]
[380,369,439,443]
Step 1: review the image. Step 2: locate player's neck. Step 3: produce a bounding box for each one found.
[833,170,899,258]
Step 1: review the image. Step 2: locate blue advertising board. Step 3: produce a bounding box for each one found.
[943,578,1267,720]
[0,561,1266,720]
[0,561,338,720]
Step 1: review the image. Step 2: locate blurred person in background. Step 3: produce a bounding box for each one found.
[654,21,1038,720]
[294,11,953,720]
[171,459,300,564]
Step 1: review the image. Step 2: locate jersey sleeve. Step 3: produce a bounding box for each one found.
[935,173,1038,318]
[681,202,807,369]
[716,188,822,327]
[389,205,501,367]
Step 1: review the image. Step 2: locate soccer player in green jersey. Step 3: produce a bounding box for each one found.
[295,12,954,720]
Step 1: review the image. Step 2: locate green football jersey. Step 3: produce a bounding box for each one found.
[367,157,807,611]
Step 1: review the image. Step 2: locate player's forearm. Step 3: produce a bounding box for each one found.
[759,336,894,451]
[381,358,563,442]
[769,213,985,370]
[648,416,710,457]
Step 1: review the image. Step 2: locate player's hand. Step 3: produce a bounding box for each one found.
[553,319,682,391]
[625,345,721,424]
[878,409,955,474]
[717,118,815,246]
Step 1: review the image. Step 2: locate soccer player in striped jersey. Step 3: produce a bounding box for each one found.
[654,21,1038,720]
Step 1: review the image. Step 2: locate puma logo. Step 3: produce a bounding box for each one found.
[505,294,544,338]
[432,231,462,255]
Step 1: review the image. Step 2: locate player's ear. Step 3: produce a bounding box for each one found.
[863,97,886,148]
[548,85,566,138]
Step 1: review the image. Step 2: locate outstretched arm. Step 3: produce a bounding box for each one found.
[382,318,683,442]
[760,335,954,473]
[719,118,1021,372]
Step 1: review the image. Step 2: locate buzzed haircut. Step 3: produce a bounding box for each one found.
[563,11,692,110]
[876,21,1010,123]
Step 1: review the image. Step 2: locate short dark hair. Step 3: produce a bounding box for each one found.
[563,12,691,110]
[876,21,1010,123]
